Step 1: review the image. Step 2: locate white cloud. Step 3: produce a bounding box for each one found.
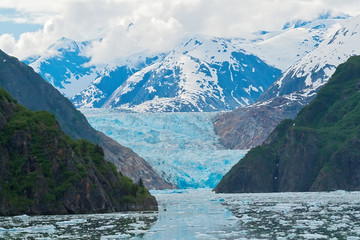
[0,0,359,63]
[0,34,16,53]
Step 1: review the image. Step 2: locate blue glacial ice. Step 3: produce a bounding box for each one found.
[82,109,247,189]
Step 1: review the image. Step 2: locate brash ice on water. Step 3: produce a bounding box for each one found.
[1,190,359,239]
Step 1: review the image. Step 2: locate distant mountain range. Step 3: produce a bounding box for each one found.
[23,13,349,112]
[23,38,95,98]
[26,36,281,112]
[72,54,163,109]
[101,35,281,112]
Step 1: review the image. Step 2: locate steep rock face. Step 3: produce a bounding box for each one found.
[213,96,307,149]
[0,50,174,190]
[0,88,157,216]
[214,56,360,193]
[103,35,281,112]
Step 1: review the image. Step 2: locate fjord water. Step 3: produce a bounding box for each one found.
[143,190,360,239]
[82,109,247,188]
[1,190,360,239]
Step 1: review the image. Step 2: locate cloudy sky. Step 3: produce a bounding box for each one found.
[0,0,359,64]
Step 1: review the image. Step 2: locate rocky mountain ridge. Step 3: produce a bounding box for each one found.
[214,95,307,149]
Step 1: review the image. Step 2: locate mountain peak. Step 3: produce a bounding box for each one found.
[48,37,89,56]
[282,11,350,30]
[260,13,360,102]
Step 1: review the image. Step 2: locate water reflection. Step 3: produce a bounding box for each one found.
[142,189,239,239]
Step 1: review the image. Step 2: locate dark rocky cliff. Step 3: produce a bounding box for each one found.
[214,96,307,149]
[0,50,175,190]
[215,56,360,193]
[0,88,157,216]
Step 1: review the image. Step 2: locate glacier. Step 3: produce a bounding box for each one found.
[82,109,247,189]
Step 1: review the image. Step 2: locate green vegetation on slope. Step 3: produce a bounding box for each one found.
[0,88,157,215]
[215,56,360,193]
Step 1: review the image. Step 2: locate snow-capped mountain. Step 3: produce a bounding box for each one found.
[24,13,350,113]
[23,37,166,108]
[259,14,360,102]
[25,37,165,105]
[71,54,164,108]
[25,37,97,98]
[102,35,281,112]
[236,12,349,71]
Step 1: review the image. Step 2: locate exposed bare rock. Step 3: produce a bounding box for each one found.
[214,95,309,149]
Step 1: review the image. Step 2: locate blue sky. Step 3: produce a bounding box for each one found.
[0,8,41,38]
[0,0,360,62]
[0,22,42,38]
